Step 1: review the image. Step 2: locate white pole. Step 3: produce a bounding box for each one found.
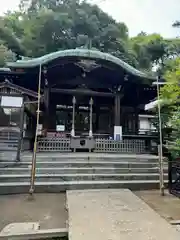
[157,77,164,196]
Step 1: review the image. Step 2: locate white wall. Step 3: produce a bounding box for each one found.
[139,115,156,134]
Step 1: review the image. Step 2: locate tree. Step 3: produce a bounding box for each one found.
[0,19,26,57]
[16,0,133,62]
[161,58,180,104]
[0,44,15,67]
[157,58,180,157]
[2,11,25,38]
[130,34,172,71]
[1,0,179,72]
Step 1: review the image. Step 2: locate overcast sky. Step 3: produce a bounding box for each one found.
[1,0,180,38]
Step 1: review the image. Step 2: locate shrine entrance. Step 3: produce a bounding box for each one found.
[75,109,90,133]
[0,106,22,151]
[0,81,38,160]
[54,93,113,138]
[56,106,91,134]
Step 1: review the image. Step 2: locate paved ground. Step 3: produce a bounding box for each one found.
[1,189,180,239]
[135,190,180,222]
[67,189,180,240]
[0,193,67,231]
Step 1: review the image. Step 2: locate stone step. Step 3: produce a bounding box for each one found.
[22,158,160,164]
[0,161,163,168]
[22,155,160,163]
[0,147,18,151]
[0,141,18,151]
[0,141,18,145]
[0,139,18,143]
[0,180,169,195]
[0,167,168,174]
[22,153,159,158]
[0,154,18,162]
[0,173,168,182]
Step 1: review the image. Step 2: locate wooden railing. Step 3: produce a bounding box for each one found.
[37,136,146,153]
[37,136,71,152]
[95,138,146,153]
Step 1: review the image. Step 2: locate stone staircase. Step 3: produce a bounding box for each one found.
[0,153,168,194]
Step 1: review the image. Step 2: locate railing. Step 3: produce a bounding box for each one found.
[122,129,158,136]
[168,155,180,197]
[95,138,146,153]
[37,136,147,153]
[37,137,71,152]
[0,128,19,151]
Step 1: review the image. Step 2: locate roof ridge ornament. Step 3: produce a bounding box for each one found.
[75,59,101,72]
[4,79,10,83]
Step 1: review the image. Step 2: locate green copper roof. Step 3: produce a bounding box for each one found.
[7,49,155,80]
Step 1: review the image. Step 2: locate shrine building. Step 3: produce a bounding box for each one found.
[0,49,157,153]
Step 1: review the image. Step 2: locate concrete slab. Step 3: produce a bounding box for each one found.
[0,227,68,240]
[0,222,40,235]
[67,189,180,240]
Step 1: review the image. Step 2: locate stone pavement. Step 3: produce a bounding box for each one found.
[135,190,180,222]
[67,189,180,240]
[0,194,67,231]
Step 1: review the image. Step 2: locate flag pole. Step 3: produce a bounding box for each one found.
[29,64,42,196]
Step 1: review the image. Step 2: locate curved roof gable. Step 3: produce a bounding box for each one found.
[7,49,155,80]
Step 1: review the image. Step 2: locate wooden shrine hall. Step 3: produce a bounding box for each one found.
[0,49,158,153]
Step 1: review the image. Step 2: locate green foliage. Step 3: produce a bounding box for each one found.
[166,106,180,158]
[161,58,180,104]
[0,44,15,67]
[130,33,180,72]
[15,0,132,60]
[1,0,180,157]
[0,20,26,56]
[157,58,180,157]
[0,0,180,72]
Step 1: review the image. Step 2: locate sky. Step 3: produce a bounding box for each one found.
[1,0,180,38]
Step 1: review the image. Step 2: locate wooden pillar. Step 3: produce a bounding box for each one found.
[16,102,25,161]
[135,108,139,134]
[49,104,56,130]
[71,96,76,137]
[110,107,114,136]
[44,87,49,129]
[114,94,122,140]
[89,97,93,137]
[114,94,121,127]
[135,87,139,135]
[43,66,49,132]
[95,106,99,133]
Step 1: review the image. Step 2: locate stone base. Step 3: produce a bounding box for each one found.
[0,222,40,235]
